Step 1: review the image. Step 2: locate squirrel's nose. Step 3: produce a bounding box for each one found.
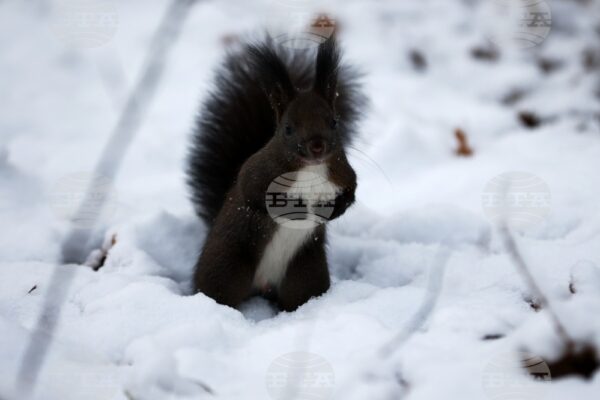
[307,138,327,158]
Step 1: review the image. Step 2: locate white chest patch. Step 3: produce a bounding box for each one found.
[253,164,340,289]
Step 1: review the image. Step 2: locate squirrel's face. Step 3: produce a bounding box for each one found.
[278,92,339,165]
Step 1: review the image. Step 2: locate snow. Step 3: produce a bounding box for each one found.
[1,0,600,399]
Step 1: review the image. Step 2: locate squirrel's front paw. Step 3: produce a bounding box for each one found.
[328,187,356,220]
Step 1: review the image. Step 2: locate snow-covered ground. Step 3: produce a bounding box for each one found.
[1,0,600,399]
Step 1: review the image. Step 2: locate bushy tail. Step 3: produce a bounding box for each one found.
[186,36,364,225]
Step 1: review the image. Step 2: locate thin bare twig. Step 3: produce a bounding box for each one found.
[499,224,574,347]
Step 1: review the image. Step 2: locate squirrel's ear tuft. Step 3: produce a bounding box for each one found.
[313,35,340,109]
[247,43,296,121]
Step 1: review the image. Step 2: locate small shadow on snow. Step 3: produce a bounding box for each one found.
[134,212,206,290]
[239,297,278,322]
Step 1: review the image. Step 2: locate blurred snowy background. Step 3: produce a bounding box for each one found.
[1,0,600,399]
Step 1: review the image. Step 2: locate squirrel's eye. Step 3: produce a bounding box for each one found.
[285,124,293,136]
[330,118,338,129]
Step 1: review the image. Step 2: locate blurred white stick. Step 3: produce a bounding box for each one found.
[16,0,198,397]
[379,246,450,356]
[61,0,198,264]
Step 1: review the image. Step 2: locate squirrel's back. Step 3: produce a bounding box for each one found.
[187,37,364,225]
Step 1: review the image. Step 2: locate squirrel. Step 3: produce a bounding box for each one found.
[186,34,365,311]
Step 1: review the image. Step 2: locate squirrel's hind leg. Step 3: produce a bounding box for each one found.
[193,250,255,309]
[277,236,330,312]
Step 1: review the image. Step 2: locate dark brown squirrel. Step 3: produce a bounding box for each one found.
[186,35,365,311]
